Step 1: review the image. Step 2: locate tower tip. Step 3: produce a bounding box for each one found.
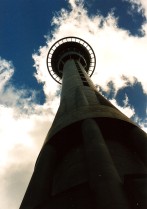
[47,37,96,84]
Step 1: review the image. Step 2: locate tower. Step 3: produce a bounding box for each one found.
[20,37,147,209]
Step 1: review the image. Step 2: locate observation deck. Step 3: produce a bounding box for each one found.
[47,37,96,84]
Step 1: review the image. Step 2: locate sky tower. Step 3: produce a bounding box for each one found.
[20,37,147,209]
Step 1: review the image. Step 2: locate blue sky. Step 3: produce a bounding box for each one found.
[0,0,68,102]
[0,0,147,208]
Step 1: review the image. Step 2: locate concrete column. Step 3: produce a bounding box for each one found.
[82,118,129,209]
[124,174,147,209]
[128,126,147,166]
[19,144,57,209]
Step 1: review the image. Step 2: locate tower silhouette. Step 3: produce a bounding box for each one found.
[20,37,147,209]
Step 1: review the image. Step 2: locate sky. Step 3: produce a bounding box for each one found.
[0,0,147,208]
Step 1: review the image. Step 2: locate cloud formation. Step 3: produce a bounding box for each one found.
[33,0,147,128]
[124,0,147,17]
[0,0,147,208]
[0,57,55,208]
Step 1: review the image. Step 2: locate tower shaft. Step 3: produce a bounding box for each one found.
[45,59,136,142]
[20,38,147,209]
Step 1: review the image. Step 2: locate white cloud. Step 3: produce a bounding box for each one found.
[34,0,147,95]
[33,0,147,129]
[0,57,14,91]
[110,92,136,118]
[133,114,147,132]
[68,0,84,9]
[0,58,55,209]
[124,0,147,17]
[1,0,147,208]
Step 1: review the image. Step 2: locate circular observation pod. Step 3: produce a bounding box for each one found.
[47,37,96,84]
